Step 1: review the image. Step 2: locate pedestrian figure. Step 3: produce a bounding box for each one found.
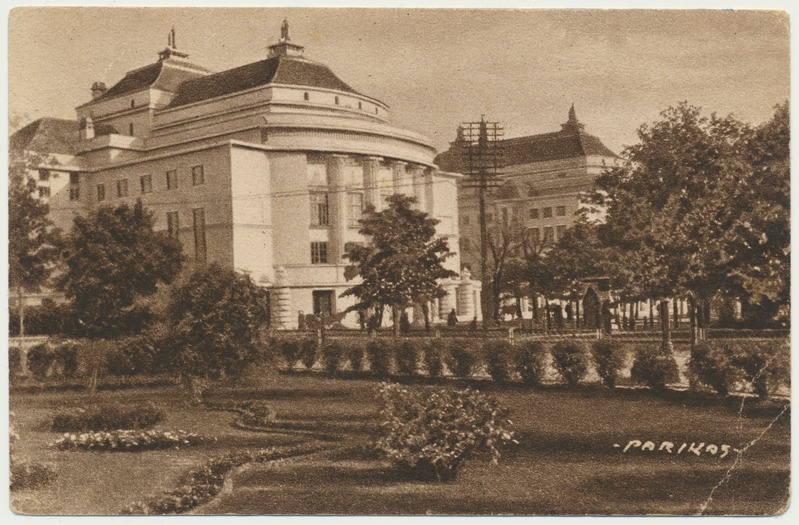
[447,308,458,326]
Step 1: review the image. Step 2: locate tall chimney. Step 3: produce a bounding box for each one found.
[84,117,95,140]
[91,82,107,99]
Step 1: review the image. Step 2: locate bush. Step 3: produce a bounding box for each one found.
[690,341,738,396]
[299,338,318,370]
[728,340,790,398]
[631,347,680,392]
[366,339,394,377]
[10,460,56,491]
[518,341,548,386]
[550,340,591,386]
[26,340,81,379]
[484,341,517,383]
[106,331,171,377]
[321,341,345,374]
[236,401,277,427]
[423,341,447,378]
[276,339,300,370]
[396,340,420,376]
[376,383,517,482]
[27,343,54,379]
[447,339,477,378]
[590,339,627,388]
[9,346,22,377]
[51,403,165,432]
[348,341,366,372]
[52,429,200,451]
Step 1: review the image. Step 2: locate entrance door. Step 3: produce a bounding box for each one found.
[312,290,334,319]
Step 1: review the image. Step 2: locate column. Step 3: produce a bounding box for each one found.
[362,156,381,208]
[409,164,426,210]
[391,160,406,195]
[457,269,475,320]
[327,154,348,263]
[271,266,293,329]
[439,280,458,320]
[424,169,435,214]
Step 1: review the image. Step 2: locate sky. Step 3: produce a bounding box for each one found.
[7,6,791,155]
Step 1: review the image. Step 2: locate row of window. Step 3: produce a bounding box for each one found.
[530,206,567,220]
[96,165,205,202]
[309,192,364,227]
[529,225,567,244]
[163,208,207,262]
[302,91,380,114]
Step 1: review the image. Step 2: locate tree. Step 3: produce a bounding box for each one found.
[343,194,457,336]
[167,263,269,399]
[59,200,183,338]
[8,150,62,338]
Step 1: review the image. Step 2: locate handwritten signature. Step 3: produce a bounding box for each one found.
[614,440,742,458]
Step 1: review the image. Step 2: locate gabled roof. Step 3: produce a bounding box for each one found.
[10,118,81,155]
[91,59,210,103]
[167,55,361,108]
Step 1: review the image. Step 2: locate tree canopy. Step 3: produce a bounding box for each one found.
[342,194,457,335]
[59,199,184,338]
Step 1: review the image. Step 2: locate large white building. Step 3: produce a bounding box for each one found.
[11,23,481,328]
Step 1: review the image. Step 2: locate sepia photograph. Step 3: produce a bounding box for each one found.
[5,4,791,517]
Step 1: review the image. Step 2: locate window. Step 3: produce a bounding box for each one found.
[70,173,80,185]
[117,179,129,198]
[97,183,106,201]
[529,208,539,220]
[530,227,540,244]
[348,192,363,226]
[166,170,178,190]
[312,290,334,317]
[310,192,329,226]
[167,211,179,237]
[375,107,379,114]
[38,169,50,181]
[358,101,362,109]
[556,205,567,217]
[130,99,135,108]
[543,207,553,218]
[193,208,207,263]
[556,225,567,240]
[38,186,50,198]
[129,123,134,135]
[335,96,340,105]
[304,92,309,101]
[543,226,554,243]
[311,242,329,264]
[192,165,205,186]
[140,174,152,194]
[69,187,80,201]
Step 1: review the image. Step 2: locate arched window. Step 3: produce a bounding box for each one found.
[358,101,362,109]
[335,96,340,105]
[304,92,310,101]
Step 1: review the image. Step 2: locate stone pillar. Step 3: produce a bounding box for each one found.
[472,280,483,321]
[457,269,475,319]
[271,266,293,329]
[439,279,458,320]
[327,154,348,263]
[410,164,426,210]
[362,156,381,208]
[424,169,435,214]
[412,303,425,326]
[391,160,406,195]
[430,300,440,323]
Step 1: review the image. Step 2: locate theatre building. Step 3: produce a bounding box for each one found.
[11,23,481,328]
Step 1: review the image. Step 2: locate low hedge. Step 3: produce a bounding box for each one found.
[631,346,680,392]
[550,340,591,386]
[366,339,394,377]
[27,340,80,379]
[396,340,420,376]
[423,340,447,378]
[52,429,200,452]
[447,339,479,378]
[321,341,345,375]
[484,341,516,383]
[517,340,548,386]
[10,460,56,491]
[589,339,627,388]
[51,402,165,432]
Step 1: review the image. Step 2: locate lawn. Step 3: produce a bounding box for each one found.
[10,371,790,516]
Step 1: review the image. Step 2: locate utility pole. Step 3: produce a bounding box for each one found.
[459,117,504,327]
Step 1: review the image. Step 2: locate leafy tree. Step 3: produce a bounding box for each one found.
[8,150,62,337]
[343,194,457,336]
[167,263,269,399]
[59,200,183,338]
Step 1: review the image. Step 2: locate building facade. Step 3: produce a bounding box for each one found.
[11,23,480,328]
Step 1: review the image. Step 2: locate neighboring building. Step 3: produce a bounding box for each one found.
[10,23,480,328]
[435,106,617,278]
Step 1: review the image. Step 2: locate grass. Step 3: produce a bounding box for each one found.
[10,370,790,516]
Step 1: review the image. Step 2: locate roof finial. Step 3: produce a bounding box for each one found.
[281,19,290,42]
[171,26,177,48]
[159,26,189,61]
[568,103,577,123]
[562,103,584,132]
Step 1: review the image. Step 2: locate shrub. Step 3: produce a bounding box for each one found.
[366,339,394,377]
[27,343,55,379]
[9,346,22,377]
[298,338,318,370]
[10,460,56,491]
[447,339,477,378]
[518,340,548,386]
[550,340,591,386]
[423,340,447,378]
[276,339,300,370]
[590,339,627,388]
[51,403,165,432]
[728,339,790,398]
[689,341,738,396]
[52,429,200,451]
[237,401,277,427]
[106,332,171,377]
[631,347,680,392]
[376,383,517,482]
[396,340,420,376]
[321,341,345,375]
[348,341,366,372]
[484,341,517,383]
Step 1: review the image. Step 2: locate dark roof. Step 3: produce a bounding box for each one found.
[436,129,617,172]
[10,118,119,155]
[93,59,210,102]
[10,118,80,155]
[167,55,360,108]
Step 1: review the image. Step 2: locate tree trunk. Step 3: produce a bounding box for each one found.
[392,305,400,338]
[531,292,539,326]
[575,298,580,330]
[688,295,697,390]
[422,302,430,332]
[16,286,28,376]
[649,300,654,331]
[545,298,551,332]
[673,299,679,329]
[622,301,627,331]
[660,299,673,354]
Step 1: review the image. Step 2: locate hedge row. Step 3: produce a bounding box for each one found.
[267,336,789,398]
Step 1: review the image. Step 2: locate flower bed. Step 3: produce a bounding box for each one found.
[52,429,200,451]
